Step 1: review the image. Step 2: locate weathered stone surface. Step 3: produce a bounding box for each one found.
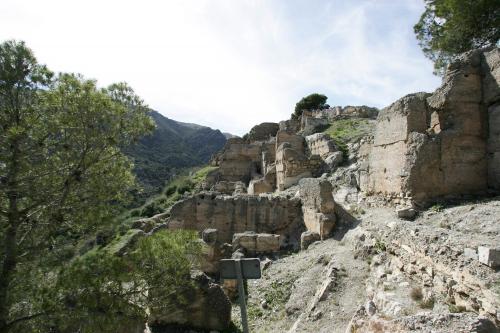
[214,138,264,184]
[488,103,500,190]
[301,231,320,250]
[167,192,304,249]
[211,181,246,195]
[279,118,300,133]
[305,133,338,158]
[298,178,336,238]
[232,231,280,254]
[247,122,279,141]
[276,130,305,152]
[248,177,273,195]
[276,142,323,191]
[300,115,329,136]
[148,272,231,331]
[324,151,343,170]
[478,246,500,268]
[361,48,500,204]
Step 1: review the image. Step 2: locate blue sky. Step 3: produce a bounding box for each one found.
[0,0,441,135]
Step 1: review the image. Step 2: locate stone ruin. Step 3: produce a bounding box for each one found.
[359,47,500,205]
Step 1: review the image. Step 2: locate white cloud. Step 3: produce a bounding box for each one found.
[0,0,440,135]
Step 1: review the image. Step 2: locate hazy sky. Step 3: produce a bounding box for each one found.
[1,0,441,135]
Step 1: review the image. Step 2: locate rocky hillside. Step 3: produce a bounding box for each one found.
[124,111,227,200]
[123,47,499,333]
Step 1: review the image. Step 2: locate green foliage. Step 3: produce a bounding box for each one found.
[374,239,387,254]
[292,93,328,119]
[414,0,500,75]
[0,40,154,332]
[124,111,226,204]
[263,277,294,309]
[430,203,445,212]
[322,118,374,159]
[47,230,201,333]
[126,165,219,219]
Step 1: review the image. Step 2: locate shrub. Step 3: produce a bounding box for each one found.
[164,185,177,196]
[410,287,423,301]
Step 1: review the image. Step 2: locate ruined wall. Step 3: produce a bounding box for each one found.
[362,47,500,204]
[167,193,304,249]
[305,133,339,158]
[298,178,336,238]
[215,138,265,183]
[484,48,500,190]
[275,142,323,191]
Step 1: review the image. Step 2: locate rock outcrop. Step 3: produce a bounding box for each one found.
[360,47,500,204]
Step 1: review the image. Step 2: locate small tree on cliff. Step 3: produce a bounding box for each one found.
[414,0,500,75]
[292,93,328,119]
[0,40,155,332]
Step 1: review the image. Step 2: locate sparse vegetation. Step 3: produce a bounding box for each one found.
[430,203,445,212]
[448,304,466,313]
[322,118,374,159]
[410,287,424,301]
[374,239,387,254]
[419,296,435,309]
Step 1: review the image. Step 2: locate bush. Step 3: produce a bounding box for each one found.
[410,287,423,301]
[164,185,177,196]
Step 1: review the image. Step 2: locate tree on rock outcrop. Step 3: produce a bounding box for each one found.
[292,93,328,119]
[414,0,500,75]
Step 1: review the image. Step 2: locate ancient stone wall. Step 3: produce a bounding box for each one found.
[167,193,304,249]
[298,178,336,238]
[305,133,338,158]
[362,47,500,204]
[275,143,323,191]
[215,138,266,183]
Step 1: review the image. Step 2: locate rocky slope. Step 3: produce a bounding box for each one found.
[126,47,500,333]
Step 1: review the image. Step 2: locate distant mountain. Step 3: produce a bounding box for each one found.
[124,111,226,201]
[222,132,239,139]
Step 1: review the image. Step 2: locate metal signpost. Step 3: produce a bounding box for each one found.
[220,258,261,333]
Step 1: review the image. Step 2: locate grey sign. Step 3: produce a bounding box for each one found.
[220,258,261,279]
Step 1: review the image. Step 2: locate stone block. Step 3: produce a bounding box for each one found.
[232,231,280,254]
[396,208,416,220]
[478,246,500,268]
[256,233,280,252]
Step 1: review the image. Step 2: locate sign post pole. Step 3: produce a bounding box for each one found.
[220,258,260,333]
[235,259,249,333]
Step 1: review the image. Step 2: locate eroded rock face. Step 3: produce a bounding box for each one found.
[148,272,231,332]
[298,178,336,238]
[276,142,323,191]
[361,47,500,204]
[167,192,304,249]
[305,133,338,158]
